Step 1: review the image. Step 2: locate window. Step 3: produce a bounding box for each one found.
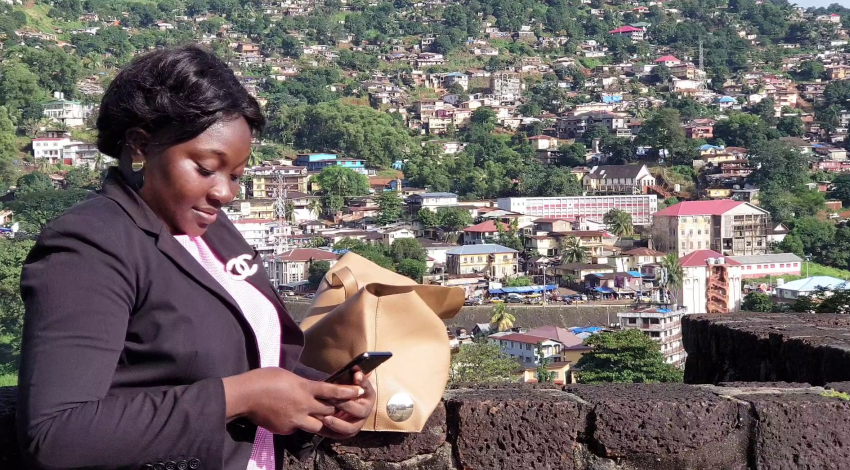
[771,264,775,268]
[628,317,637,324]
[698,242,702,249]
[525,344,532,350]
[650,318,660,324]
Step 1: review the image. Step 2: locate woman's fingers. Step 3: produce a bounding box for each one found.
[298,415,325,434]
[320,415,361,437]
[333,398,373,419]
[312,381,364,401]
[308,399,337,417]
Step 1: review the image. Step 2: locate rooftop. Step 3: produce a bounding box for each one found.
[679,250,742,267]
[654,200,744,217]
[778,276,849,292]
[271,248,339,262]
[727,253,803,265]
[446,244,518,255]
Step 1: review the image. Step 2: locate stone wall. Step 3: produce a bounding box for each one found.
[286,300,628,331]
[4,382,850,469]
[4,312,850,469]
[683,312,850,385]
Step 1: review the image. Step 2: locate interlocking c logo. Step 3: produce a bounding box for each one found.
[225,254,258,281]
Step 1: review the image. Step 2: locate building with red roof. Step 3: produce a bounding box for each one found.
[670,250,744,316]
[608,25,645,40]
[651,200,771,257]
[654,55,682,67]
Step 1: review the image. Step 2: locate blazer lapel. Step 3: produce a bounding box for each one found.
[99,170,262,368]
[201,222,305,348]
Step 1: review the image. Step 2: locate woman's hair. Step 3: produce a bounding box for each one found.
[96,45,265,158]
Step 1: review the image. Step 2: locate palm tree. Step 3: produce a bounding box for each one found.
[659,253,684,303]
[559,236,587,264]
[604,209,634,238]
[284,201,295,224]
[490,303,515,332]
[307,198,323,219]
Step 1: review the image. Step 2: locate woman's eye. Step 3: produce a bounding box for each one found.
[196,165,214,177]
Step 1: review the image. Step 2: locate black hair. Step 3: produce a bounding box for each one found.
[96,45,265,158]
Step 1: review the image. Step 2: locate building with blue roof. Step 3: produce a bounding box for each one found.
[294,153,367,174]
[775,276,850,300]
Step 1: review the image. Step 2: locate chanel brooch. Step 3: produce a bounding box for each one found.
[225,254,258,281]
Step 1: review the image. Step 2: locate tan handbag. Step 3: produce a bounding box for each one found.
[299,252,464,432]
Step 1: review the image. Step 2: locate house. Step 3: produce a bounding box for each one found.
[407,192,459,213]
[673,250,743,315]
[582,164,655,195]
[381,227,415,246]
[586,271,644,299]
[525,231,605,258]
[491,325,589,367]
[621,247,666,271]
[654,55,682,67]
[774,276,849,301]
[231,219,275,253]
[463,220,510,245]
[685,120,714,139]
[445,244,519,279]
[551,263,615,282]
[490,71,522,101]
[419,238,455,266]
[556,112,627,139]
[521,362,574,384]
[265,248,339,289]
[651,200,771,257]
[608,25,645,40]
[42,92,93,127]
[295,153,366,175]
[617,306,686,366]
[527,135,559,151]
[248,165,310,196]
[727,253,803,279]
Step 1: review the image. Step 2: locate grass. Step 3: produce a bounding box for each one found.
[0,334,17,387]
[0,373,17,387]
[748,262,850,285]
[822,390,850,400]
[14,3,84,35]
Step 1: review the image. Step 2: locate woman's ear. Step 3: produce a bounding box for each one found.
[123,128,150,167]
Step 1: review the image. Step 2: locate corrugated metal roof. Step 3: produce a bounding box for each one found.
[727,253,803,265]
[447,244,518,255]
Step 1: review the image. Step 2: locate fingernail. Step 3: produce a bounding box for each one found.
[357,387,365,396]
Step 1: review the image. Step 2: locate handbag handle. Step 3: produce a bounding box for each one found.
[328,266,359,299]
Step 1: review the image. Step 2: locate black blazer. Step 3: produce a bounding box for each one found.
[17,170,321,470]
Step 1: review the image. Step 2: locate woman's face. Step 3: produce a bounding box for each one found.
[137,117,253,237]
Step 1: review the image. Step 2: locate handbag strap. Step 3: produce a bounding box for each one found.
[328,266,359,299]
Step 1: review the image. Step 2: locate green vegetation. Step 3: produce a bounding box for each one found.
[748,262,850,285]
[822,390,850,401]
[576,329,683,384]
[449,339,518,386]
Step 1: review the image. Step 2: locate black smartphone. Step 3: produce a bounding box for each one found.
[289,351,393,461]
[325,351,393,385]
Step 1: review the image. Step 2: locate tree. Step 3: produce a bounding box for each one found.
[389,238,427,263]
[798,60,825,81]
[713,113,779,149]
[308,260,331,287]
[375,191,403,225]
[832,174,850,207]
[0,106,20,190]
[742,292,774,312]
[789,217,836,259]
[63,167,101,190]
[575,329,683,384]
[535,342,555,383]
[505,276,533,287]
[448,340,518,385]
[490,302,516,332]
[659,253,683,302]
[333,238,396,271]
[603,209,634,238]
[7,189,90,233]
[637,109,693,164]
[396,259,427,282]
[777,115,804,137]
[778,233,805,258]
[313,166,370,199]
[0,62,47,121]
[559,236,586,264]
[558,143,587,167]
[15,172,54,196]
[0,237,35,370]
[651,64,671,84]
[436,206,473,232]
[748,141,810,191]
[417,208,439,228]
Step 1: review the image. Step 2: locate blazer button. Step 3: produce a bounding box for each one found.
[188,459,201,469]
[153,464,165,470]
[177,461,188,470]
[165,462,177,470]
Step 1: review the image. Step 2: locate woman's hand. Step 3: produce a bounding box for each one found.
[317,370,377,440]
[222,368,364,435]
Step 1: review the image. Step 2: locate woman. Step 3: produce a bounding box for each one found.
[17,46,376,470]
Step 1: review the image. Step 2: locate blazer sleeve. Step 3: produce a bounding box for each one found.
[17,214,227,470]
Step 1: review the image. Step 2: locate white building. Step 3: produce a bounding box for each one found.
[673,250,743,315]
[231,219,274,252]
[42,92,94,127]
[727,253,803,279]
[497,195,658,226]
[265,248,339,288]
[32,136,72,164]
[407,192,459,212]
[774,276,849,301]
[617,306,686,366]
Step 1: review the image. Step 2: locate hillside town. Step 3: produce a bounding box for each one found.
[3,0,850,385]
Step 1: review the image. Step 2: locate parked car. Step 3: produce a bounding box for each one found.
[505,295,523,304]
[490,297,504,303]
[464,297,483,306]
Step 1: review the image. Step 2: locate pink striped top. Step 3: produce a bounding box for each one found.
[174,235,279,470]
